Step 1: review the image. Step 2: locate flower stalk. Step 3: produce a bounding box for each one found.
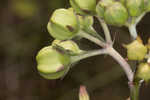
[97,17,112,44]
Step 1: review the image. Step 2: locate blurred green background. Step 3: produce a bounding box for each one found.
[0,0,150,100]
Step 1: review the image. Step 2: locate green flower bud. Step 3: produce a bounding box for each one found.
[52,40,82,55]
[104,2,128,26]
[78,15,94,29]
[126,0,145,17]
[96,0,114,18]
[144,0,150,11]
[136,63,150,82]
[36,46,71,79]
[69,0,96,15]
[124,37,148,61]
[47,8,79,40]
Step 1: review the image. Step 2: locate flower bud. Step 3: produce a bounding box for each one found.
[79,86,90,100]
[47,8,79,40]
[136,63,150,82]
[36,46,71,79]
[104,2,128,26]
[52,40,82,55]
[96,0,114,18]
[124,37,147,61]
[126,0,145,17]
[144,0,150,12]
[69,0,96,15]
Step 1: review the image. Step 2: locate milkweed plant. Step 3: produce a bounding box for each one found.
[36,0,150,100]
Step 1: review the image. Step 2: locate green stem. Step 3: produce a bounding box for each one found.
[71,49,107,63]
[78,30,106,47]
[129,82,141,100]
[84,26,105,42]
[135,12,146,25]
[97,18,112,43]
[127,12,146,40]
[128,24,137,40]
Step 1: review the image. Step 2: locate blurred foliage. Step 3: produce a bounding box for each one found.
[0,0,150,100]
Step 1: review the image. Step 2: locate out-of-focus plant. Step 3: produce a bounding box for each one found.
[36,0,150,100]
[11,0,38,18]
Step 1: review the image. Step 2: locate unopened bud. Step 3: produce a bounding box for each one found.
[79,85,90,100]
[47,8,79,40]
[124,37,147,61]
[104,2,128,26]
[36,46,71,79]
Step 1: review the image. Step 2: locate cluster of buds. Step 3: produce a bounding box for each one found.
[96,0,150,26]
[36,0,150,81]
[36,40,82,79]
[36,0,98,79]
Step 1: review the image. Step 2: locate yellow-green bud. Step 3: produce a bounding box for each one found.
[124,37,148,61]
[136,63,150,82]
[104,2,128,26]
[36,46,70,79]
[69,0,96,15]
[144,0,150,11]
[52,40,82,55]
[47,8,79,40]
[126,0,145,17]
[96,0,114,18]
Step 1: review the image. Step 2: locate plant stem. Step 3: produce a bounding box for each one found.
[127,12,146,40]
[71,49,107,63]
[135,12,146,25]
[129,82,141,100]
[106,47,134,82]
[78,30,106,47]
[97,18,112,43]
[78,30,134,82]
[128,24,137,40]
[84,26,105,42]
